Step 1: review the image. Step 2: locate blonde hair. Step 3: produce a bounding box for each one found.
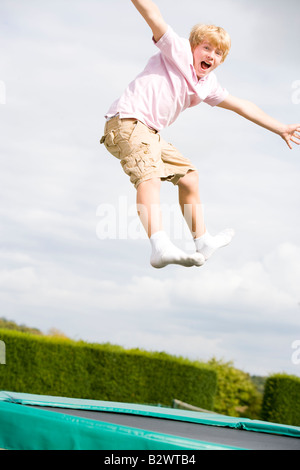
[189,24,231,62]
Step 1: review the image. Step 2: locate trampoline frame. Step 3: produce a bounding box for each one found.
[0,391,299,450]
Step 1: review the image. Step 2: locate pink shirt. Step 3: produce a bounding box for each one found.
[105,26,228,131]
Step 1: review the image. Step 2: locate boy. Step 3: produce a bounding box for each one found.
[101,0,300,269]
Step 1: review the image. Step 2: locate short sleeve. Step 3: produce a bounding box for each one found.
[203,73,229,106]
[154,26,194,81]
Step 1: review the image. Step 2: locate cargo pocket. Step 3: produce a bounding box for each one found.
[120,141,158,186]
[100,130,121,159]
[118,119,138,143]
[120,155,144,186]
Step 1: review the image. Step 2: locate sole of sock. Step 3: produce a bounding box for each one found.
[151,250,205,269]
[197,229,235,260]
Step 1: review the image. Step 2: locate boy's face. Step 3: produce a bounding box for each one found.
[192,40,223,79]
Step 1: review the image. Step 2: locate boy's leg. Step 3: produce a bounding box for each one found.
[177,171,235,260]
[136,177,205,268]
[177,170,206,238]
[136,177,162,238]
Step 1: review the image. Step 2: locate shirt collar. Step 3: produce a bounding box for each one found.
[190,64,209,84]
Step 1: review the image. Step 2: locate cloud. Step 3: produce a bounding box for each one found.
[0,239,298,375]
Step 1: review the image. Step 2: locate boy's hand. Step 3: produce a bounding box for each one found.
[280,124,300,149]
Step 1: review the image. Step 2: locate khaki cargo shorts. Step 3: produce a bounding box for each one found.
[100,115,196,188]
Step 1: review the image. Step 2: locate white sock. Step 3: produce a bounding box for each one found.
[194,229,235,260]
[150,231,205,269]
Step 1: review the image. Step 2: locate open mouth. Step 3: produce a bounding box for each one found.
[201,61,212,70]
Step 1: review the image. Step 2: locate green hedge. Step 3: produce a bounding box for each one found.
[261,373,300,426]
[208,358,262,419]
[0,329,216,409]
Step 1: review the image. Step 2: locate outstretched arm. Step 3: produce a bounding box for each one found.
[218,94,300,149]
[131,0,168,42]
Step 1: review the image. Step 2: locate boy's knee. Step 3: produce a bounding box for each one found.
[137,177,161,191]
[178,170,199,191]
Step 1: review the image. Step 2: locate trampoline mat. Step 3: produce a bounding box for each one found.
[32,405,300,450]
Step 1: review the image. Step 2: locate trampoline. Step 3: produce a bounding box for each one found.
[0,391,299,450]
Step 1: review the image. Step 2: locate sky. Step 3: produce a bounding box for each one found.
[0,0,300,378]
